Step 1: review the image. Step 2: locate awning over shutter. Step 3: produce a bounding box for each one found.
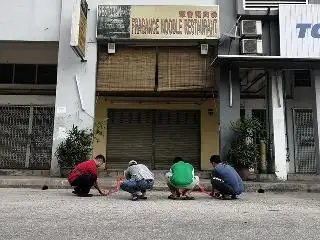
[97,47,156,91]
[158,47,214,91]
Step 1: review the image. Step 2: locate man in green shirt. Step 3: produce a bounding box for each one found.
[165,157,199,200]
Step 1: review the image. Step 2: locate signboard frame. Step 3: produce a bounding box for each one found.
[97,5,220,41]
[70,0,88,62]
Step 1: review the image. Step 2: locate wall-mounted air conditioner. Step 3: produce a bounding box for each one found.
[241,20,262,37]
[241,39,263,54]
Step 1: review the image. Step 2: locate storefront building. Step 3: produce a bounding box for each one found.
[93,4,219,170]
[1,0,320,180]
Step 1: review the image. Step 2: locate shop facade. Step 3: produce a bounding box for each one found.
[1,0,320,180]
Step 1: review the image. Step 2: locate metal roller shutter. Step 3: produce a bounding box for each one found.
[107,109,153,169]
[154,110,201,170]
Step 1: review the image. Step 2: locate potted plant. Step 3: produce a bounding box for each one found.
[56,125,94,177]
[227,117,262,180]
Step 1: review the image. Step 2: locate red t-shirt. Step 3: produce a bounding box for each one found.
[68,160,97,184]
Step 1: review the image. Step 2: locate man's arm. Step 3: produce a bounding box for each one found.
[124,168,131,180]
[211,169,223,179]
[93,180,105,195]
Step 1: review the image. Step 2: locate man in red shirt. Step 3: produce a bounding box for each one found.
[68,155,106,197]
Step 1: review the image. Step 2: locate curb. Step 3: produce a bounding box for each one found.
[0,178,320,193]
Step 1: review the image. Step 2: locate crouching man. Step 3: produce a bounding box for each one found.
[166,157,199,200]
[120,160,154,201]
[210,155,244,200]
[68,155,106,197]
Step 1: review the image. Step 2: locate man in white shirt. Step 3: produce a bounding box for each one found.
[120,160,155,201]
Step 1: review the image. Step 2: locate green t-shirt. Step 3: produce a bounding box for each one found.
[170,161,194,188]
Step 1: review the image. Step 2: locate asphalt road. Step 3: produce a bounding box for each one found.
[0,189,319,240]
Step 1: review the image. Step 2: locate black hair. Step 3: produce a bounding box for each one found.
[95,154,106,163]
[173,157,183,164]
[210,155,221,164]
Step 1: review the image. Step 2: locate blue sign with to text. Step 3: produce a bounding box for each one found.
[297,23,320,38]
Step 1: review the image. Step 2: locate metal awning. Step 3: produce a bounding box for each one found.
[211,55,320,69]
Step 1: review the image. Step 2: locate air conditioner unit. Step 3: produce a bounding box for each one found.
[200,44,208,55]
[241,20,262,37]
[241,39,263,55]
[108,43,116,54]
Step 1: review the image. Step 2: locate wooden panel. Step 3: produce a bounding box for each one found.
[97,47,156,91]
[158,47,214,91]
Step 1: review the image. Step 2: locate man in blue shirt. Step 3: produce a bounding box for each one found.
[210,155,244,200]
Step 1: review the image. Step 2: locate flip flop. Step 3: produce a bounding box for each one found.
[168,195,179,200]
[182,196,195,200]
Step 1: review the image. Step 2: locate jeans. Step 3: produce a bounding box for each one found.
[70,174,97,194]
[211,177,236,196]
[120,179,154,194]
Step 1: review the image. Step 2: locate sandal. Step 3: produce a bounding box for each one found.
[182,195,195,200]
[168,195,179,200]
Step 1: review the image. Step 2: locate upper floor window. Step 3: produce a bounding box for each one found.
[294,70,311,87]
[0,64,57,85]
[243,0,308,11]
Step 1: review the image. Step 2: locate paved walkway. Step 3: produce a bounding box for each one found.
[0,176,320,192]
[1,189,320,240]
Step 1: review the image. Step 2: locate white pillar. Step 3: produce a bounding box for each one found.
[312,70,320,174]
[50,0,97,176]
[270,70,287,180]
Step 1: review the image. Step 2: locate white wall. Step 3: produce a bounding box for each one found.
[0,95,55,105]
[0,43,58,64]
[96,0,217,5]
[241,99,265,117]
[0,0,61,42]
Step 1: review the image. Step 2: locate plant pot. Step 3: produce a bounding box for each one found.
[236,167,250,181]
[60,167,73,178]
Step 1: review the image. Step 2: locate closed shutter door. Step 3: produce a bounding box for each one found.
[107,109,153,169]
[158,47,214,91]
[154,110,200,170]
[97,47,156,92]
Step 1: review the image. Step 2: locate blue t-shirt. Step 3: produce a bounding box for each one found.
[212,163,244,195]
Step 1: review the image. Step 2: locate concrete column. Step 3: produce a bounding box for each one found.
[218,66,240,161]
[50,0,98,176]
[270,70,287,180]
[312,70,320,174]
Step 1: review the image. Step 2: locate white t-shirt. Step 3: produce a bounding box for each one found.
[124,164,154,181]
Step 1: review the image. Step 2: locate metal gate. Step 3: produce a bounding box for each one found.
[0,105,54,169]
[293,109,316,173]
[107,109,200,170]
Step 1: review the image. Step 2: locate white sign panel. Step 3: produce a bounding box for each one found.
[279,4,320,58]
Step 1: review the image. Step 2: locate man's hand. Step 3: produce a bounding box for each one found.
[98,190,108,196]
